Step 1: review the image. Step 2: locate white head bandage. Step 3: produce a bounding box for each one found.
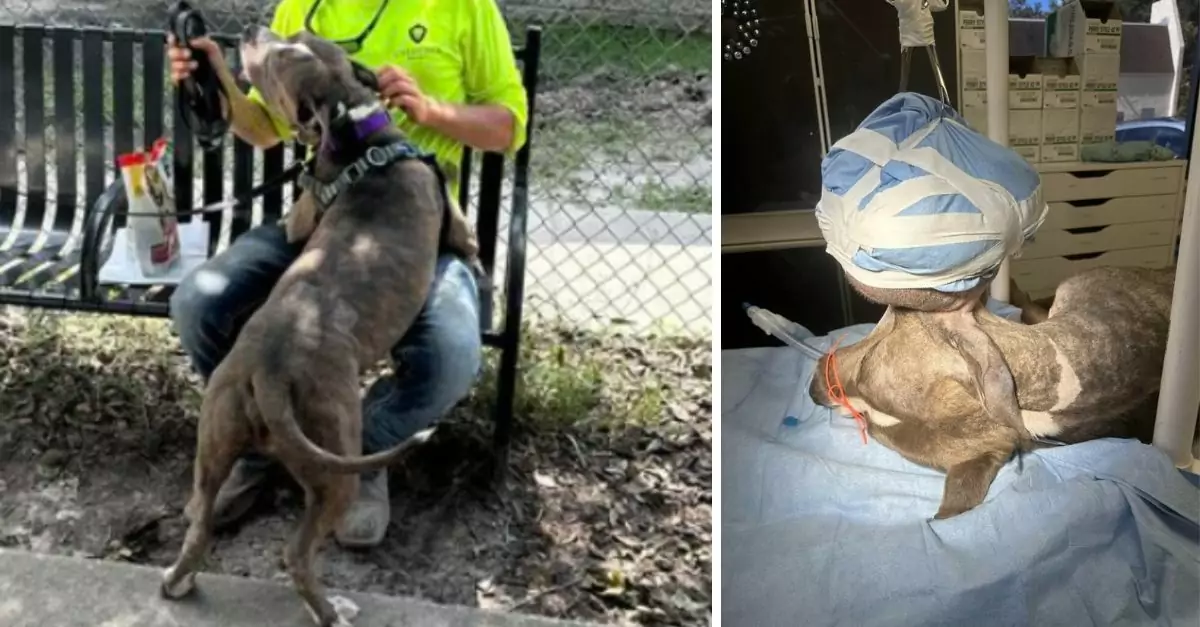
[816,93,1047,292]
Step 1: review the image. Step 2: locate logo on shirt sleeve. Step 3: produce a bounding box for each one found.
[408,23,427,43]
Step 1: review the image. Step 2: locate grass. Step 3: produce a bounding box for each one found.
[0,309,689,442]
[513,21,710,84]
[528,117,711,214]
[0,306,712,627]
[470,323,687,432]
[528,118,635,184]
[614,180,711,213]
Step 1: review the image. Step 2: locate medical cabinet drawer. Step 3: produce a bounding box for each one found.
[1020,220,1176,259]
[1042,195,1177,230]
[1012,245,1175,293]
[1040,166,1182,202]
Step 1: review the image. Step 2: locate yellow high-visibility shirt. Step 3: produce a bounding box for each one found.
[247,0,529,198]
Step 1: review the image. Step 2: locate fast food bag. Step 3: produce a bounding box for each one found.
[117,138,181,277]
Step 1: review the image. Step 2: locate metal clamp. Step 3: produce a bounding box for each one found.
[899,46,952,104]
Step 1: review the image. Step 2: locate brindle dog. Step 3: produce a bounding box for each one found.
[810,266,1176,520]
[160,29,455,626]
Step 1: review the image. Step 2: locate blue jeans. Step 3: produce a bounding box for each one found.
[169,222,482,470]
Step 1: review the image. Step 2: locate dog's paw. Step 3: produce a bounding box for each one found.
[160,566,197,599]
[329,595,360,626]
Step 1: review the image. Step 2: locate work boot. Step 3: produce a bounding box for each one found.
[335,471,390,548]
[211,459,272,529]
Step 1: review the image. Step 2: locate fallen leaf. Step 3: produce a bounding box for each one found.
[533,471,558,489]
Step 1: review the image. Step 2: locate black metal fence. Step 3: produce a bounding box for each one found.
[0,0,713,335]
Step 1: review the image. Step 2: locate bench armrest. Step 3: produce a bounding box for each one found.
[80,179,126,302]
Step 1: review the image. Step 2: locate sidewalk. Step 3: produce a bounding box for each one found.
[0,548,591,627]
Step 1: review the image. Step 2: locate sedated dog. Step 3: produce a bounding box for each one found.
[160,28,462,626]
[810,266,1177,520]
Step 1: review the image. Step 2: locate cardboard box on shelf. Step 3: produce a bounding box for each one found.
[1010,109,1043,152]
[1079,103,1117,144]
[962,49,987,91]
[959,0,986,49]
[1038,57,1081,109]
[961,105,988,134]
[1009,56,1044,109]
[1041,108,1080,163]
[1046,0,1122,58]
[1042,108,1080,145]
[1078,52,1120,107]
[956,108,1044,164]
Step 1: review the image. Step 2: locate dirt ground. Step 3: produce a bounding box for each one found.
[0,307,711,625]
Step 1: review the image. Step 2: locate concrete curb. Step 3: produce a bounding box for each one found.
[0,548,596,627]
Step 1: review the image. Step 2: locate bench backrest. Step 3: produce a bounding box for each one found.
[0,25,540,295]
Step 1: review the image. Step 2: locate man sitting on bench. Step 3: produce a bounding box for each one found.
[165,0,529,549]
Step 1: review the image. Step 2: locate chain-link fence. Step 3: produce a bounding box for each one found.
[0,0,713,336]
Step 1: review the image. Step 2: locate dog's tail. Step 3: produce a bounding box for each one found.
[253,373,433,473]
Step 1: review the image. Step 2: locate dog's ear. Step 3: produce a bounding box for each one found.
[349,60,380,92]
[932,309,1026,435]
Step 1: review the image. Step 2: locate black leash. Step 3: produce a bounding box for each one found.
[120,160,306,217]
[168,1,230,153]
[114,2,304,218]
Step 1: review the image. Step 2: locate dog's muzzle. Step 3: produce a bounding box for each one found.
[243,25,276,46]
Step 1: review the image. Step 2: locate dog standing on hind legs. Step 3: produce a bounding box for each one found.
[159,29,452,626]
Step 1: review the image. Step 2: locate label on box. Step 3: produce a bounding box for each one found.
[1046,1,1123,58]
[1081,89,1118,108]
[1087,16,1123,53]
[1046,88,1081,109]
[1040,142,1080,163]
[1010,87,1043,110]
[1013,144,1041,163]
[960,25,986,49]
[1079,104,1117,144]
[961,89,987,109]
[1009,109,1043,147]
[961,49,987,91]
[959,6,984,30]
[1041,108,1080,145]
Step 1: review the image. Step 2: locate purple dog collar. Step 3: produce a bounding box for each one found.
[353,108,393,139]
[320,105,392,154]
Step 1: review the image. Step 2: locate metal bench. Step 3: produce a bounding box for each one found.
[0,23,540,472]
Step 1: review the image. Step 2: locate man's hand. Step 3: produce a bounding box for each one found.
[167,35,236,87]
[376,65,442,126]
[375,64,516,153]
